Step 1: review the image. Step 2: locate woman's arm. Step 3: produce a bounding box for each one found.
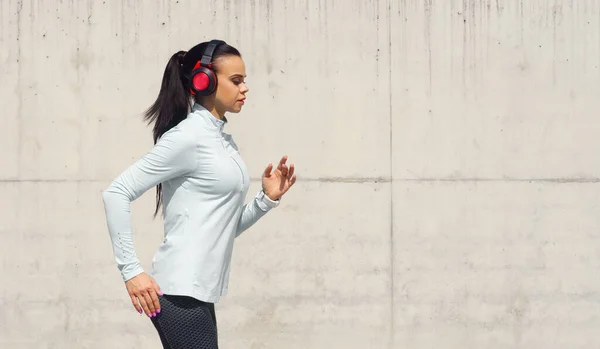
[101,127,198,282]
[235,190,280,237]
[235,155,296,238]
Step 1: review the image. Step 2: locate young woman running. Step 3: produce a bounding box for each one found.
[102,39,296,349]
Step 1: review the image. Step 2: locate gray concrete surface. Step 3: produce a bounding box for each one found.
[1,0,599,348]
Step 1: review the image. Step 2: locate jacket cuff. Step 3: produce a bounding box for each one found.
[256,190,280,211]
[122,264,145,282]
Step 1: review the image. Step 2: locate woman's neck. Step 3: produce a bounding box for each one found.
[198,100,225,120]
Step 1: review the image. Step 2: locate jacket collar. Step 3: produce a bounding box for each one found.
[192,103,227,130]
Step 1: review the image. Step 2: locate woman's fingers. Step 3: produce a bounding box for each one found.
[153,281,164,297]
[277,155,288,171]
[136,291,152,317]
[148,288,161,314]
[130,293,143,314]
[142,290,156,316]
[263,163,273,177]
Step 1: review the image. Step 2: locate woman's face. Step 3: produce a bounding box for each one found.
[214,55,249,116]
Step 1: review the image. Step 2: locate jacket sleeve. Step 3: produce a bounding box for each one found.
[101,128,197,282]
[235,190,280,237]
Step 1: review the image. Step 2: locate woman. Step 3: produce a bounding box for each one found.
[101,39,296,348]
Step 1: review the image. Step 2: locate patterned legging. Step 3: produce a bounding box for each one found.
[150,294,218,349]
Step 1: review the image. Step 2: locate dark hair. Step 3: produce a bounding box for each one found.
[143,40,241,217]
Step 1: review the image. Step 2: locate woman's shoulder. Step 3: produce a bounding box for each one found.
[158,119,200,148]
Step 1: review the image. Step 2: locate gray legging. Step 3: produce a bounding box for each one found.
[150,294,218,349]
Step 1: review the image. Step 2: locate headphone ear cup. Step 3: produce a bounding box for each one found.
[189,67,218,96]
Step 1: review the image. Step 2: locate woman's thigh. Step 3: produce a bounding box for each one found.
[150,294,218,349]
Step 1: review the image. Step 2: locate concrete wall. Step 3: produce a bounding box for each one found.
[1,0,599,348]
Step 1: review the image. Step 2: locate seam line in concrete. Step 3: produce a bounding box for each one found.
[2,177,600,183]
[387,0,395,346]
[16,0,23,179]
[399,177,600,183]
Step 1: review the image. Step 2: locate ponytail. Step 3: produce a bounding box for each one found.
[143,50,191,217]
[144,50,190,143]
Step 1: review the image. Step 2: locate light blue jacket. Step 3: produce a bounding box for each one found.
[102,104,279,303]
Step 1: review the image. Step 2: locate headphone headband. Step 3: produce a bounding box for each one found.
[200,39,225,67]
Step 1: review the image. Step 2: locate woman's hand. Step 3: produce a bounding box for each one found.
[125,272,163,318]
[262,155,297,201]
